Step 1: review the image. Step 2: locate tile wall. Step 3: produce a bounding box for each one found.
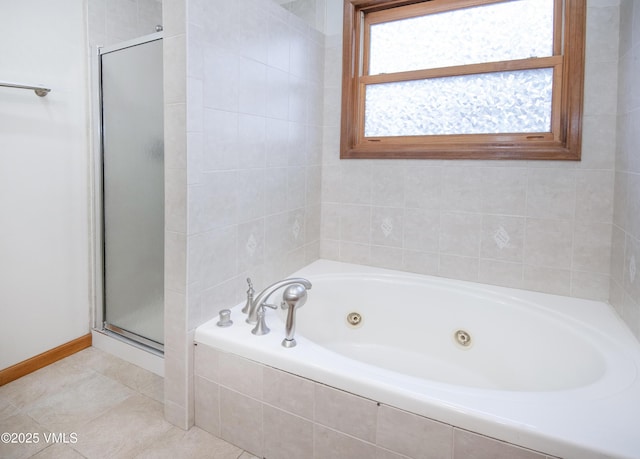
[87,0,163,47]
[162,0,324,427]
[194,345,559,459]
[320,0,620,302]
[610,0,640,339]
[164,0,636,431]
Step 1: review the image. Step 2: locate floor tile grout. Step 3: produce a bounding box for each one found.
[0,347,252,459]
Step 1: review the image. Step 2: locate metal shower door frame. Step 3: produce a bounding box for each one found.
[95,32,164,354]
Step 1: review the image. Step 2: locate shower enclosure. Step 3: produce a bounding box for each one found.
[98,33,164,351]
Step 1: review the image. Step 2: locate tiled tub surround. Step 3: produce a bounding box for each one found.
[194,346,559,459]
[162,0,324,427]
[194,260,640,459]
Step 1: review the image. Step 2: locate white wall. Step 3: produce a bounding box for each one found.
[0,0,90,369]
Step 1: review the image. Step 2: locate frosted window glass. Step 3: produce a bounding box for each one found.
[369,0,554,75]
[364,69,553,137]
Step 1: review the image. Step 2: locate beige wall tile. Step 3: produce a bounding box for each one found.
[611,224,627,283]
[314,384,378,442]
[377,405,452,459]
[441,166,484,213]
[372,165,405,207]
[375,447,413,459]
[194,376,220,436]
[478,259,523,289]
[571,271,611,301]
[164,399,189,430]
[340,205,372,244]
[404,166,442,210]
[481,167,528,215]
[523,266,571,296]
[453,429,546,459]
[626,174,640,239]
[439,254,479,282]
[526,169,576,220]
[402,250,440,276]
[573,222,612,273]
[263,367,314,419]
[314,424,377,459]
[575,170,614,222]
[578,115,616,169]
[263,405,313,459]
[370,245,404,271]
[403,209,440,252]
[218,352,262,400]
[219,388,263,457]
[587,55,621,114]
[165,231,187,293]
[339,163,373,205]
[523,218,573,269]
[439,213,482,257]
[623,235,640,303]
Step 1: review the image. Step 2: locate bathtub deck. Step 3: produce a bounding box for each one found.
[194,259,640,459]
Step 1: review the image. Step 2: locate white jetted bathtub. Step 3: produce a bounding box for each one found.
[194,260,640,458]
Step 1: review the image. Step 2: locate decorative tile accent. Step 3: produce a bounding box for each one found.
[493,226,511,250]
[245,233,258,257]
[292,215,302,240]
[381,217,394,238]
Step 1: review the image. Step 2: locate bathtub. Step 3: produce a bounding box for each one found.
[194,260,640,459]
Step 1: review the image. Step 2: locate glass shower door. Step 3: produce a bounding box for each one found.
[100,35,164,350]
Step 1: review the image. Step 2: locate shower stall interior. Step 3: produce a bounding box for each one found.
[98,33,164,352]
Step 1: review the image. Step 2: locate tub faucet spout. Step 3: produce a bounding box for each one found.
[246,277,312,324]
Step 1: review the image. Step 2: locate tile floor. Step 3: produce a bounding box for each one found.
[0,347,256,459]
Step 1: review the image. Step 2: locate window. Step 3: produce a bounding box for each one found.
[340,0,586,160]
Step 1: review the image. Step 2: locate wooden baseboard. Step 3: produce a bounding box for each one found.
[0,334,92,386]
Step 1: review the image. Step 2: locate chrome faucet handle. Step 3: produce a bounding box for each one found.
[251,305,270,336]
[217,309,233,327]
[242,277,254,314]
[247,277,312,324]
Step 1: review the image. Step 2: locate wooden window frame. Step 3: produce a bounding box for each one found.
[340,0,587,160]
